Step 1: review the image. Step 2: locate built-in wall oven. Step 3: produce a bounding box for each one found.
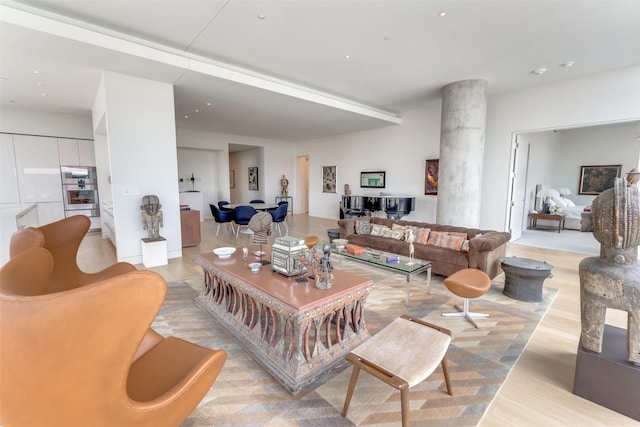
[60,166,100,229]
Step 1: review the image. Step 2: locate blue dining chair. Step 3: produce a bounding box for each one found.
[250,199,265,204]
[233,206,257,239]
[218,201,230,209]
[209,204,235,236]
[270,202,288,235]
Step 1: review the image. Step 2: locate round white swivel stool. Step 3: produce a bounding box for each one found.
[442,268,492,328]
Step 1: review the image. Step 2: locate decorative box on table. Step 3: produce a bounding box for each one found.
[347,245,365,255]
[271,236,308,276]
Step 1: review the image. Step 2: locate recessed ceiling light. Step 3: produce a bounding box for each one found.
[33,70,40,74]
[206,102,212,106]
[344,55,351,59]
[184,115,189,119]
[40,93,47,97]
[37,82,44,87]
[194,109,199,113]
[438,11,447,17]
[561,61,575,68]
[258,14,266,20]
[531,68,547,75]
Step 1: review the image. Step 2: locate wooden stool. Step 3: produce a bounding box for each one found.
[342,315,452,427]
[442,268,492,328]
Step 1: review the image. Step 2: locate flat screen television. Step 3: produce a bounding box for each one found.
[360,171,385,188]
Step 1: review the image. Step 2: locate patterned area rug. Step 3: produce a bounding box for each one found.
[154,259,557,427]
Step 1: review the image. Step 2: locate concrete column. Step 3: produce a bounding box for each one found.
[437,79,488,228]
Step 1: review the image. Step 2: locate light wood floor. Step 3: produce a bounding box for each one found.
[79,214,637,426]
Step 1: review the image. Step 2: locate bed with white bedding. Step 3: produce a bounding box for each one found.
[534,186,590,230]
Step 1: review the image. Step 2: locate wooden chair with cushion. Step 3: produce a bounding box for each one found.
[342,315,452,427]
[0,247,227,427]
[10,215,136,293]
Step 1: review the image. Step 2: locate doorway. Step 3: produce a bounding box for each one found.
[506,120,640,245]
[507,134,531,241]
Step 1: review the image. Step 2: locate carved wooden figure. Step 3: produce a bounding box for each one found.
[579,178,640,365]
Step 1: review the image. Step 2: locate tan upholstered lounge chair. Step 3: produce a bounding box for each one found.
[9,214,162,359]
[10,215,136,293]
[0,248,227,427]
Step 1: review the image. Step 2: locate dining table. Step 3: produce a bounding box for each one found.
[221,202,278,211]
[221,202,279,234]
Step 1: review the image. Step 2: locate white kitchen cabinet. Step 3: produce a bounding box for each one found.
[0,203,38,266]
[101,200,116,245]
[0,134,20,204]
[13,135,63,203]
[37,201,65,225]
[58,139,96,166]
[78,140,96,166]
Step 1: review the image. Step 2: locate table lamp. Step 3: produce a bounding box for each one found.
[536,188,556,214]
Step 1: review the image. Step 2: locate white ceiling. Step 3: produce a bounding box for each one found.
[1,0,639,142]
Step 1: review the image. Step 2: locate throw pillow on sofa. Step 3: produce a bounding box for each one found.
[430,233,466,251]
[370,224,390,236]
[381,228,403,239]
[416,227,431,244]
[391,224,407,240]
[356,219,371,234]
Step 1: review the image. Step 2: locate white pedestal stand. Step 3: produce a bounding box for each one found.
[141,237,168,268]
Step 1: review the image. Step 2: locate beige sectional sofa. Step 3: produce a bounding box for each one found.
[337,216,511,278]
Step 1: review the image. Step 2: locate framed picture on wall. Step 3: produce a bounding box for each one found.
[360,171,385,188]
[248,167,259,191]
[229,170,235,188]
[578,164,621,195]
[425,159,439,195]
[322,166,336,193]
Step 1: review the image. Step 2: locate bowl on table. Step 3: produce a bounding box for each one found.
[333,239,349,250]
[249,262,262,272]
[213,247,236,259]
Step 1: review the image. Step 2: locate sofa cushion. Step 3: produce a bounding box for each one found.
[391,223,406,239]
[356,219,371,235]
[416,228,431,245]
[414,244,468,266]
[432,234,466,251]
[426,231,445,245]
[370,224,390,236]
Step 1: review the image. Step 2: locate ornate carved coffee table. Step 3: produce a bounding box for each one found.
[193,248,378,394]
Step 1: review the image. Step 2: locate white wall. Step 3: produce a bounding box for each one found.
[523,131,561,213]
[229,149,263,204]
[96,71,181,264]
[177,148,218,219]
[296,105,442,221]
[555,123,640,206]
